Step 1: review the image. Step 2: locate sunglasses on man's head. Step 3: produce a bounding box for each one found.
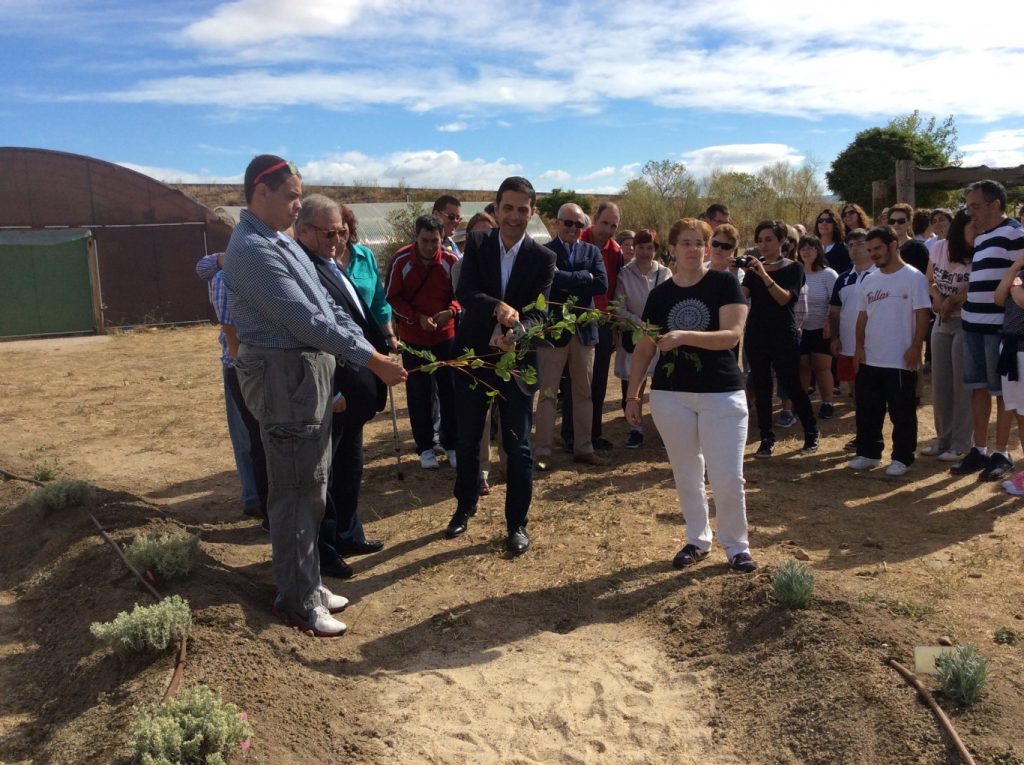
[251,160,298,188]
[710,240,735,249]
[559,219,586,229]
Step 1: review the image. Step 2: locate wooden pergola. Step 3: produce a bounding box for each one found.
[872,160,1024,215]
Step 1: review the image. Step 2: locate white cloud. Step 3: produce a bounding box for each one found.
[961,129,1024,168]
[300,149,521,189]
[619,162,641,176]
[182,0,381,47]
[539,169,572,185]
[39,0,1024,122]
[681,144,806,176]
[437,121,468,133]
[579,166,616,181]
[117,162,237,184]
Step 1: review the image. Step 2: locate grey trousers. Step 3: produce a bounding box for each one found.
[234,345,335,616]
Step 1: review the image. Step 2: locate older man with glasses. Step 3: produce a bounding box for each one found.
[533,203,608,470]
[953,180,1024,481]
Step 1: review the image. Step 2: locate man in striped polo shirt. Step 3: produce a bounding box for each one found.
[952,180,1024,480]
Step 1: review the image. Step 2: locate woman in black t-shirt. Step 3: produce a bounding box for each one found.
[624,218,757,573]
[742,220,819,456]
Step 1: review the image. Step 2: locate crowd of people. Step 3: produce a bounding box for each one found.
[201,155,1024,637]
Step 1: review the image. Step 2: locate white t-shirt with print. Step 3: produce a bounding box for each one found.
[855,265,931,370]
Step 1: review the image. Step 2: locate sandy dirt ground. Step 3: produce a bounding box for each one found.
[1,326,1023,764]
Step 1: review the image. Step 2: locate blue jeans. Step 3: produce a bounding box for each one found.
[223,364,259,505]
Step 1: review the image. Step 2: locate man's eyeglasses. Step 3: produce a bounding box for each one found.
[559,219,586,229]
[310,224,346,239]
[251,160,298,188]
[888,217,908,225]
[710,240,735,249]
[440,212,462,222]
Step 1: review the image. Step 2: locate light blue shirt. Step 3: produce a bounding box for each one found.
[222,210,374,368]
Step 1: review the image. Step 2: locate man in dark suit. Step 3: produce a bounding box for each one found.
[296,194,389,578]
[445,176,555,554]
[533,203,608,470]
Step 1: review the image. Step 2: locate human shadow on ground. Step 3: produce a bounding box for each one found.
[303,559,714,678]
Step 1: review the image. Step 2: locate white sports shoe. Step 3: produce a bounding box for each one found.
[420,450,440,469]
[318,585,349,614]
[446,449,458,468]
[885,460,909,477]
[281,605,347,637]
[937,450,965,462]
[919,443,944,457]
[847,456,882,470]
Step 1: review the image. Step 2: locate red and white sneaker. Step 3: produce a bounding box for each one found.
[318,585,349,614]
[1001,471,1024,496]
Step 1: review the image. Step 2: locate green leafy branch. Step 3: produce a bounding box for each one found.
[399,294,701,398]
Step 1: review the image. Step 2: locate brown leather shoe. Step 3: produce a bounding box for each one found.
[573,452,606,466]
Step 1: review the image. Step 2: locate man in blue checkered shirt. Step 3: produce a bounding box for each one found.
[222,155,406,637]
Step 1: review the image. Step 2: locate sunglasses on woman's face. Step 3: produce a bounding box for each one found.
[710,240,735,249]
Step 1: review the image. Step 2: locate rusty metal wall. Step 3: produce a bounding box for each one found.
[0,147,234,327]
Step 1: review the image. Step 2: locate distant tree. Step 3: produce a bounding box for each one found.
[639,160,697,199]
[382,198,426,267]
[827,113,959,209]
[537,188,592,219]
[758,161,826,227]
[699,164,826,241]
[618,160,700,246]
[888,111,962,165]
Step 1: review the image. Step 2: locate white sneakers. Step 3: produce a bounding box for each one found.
[304,605,347,637]
[318,585,349,613]
[922,443,965,462]
[446,449,457,468]
[420,450,440,469]
[847,455,908,476]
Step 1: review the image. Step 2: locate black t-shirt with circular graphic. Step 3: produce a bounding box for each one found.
[641,269,746,393]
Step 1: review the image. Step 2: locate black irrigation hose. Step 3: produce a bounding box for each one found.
[887,658,977,765]
[1,469,187,703]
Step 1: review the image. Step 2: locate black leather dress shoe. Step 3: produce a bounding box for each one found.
[336,539,385,556]
[444,511,470,539]
[321,558,354,579]
[506,526,530,555]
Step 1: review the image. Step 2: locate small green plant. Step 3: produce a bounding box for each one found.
[936,644,989,706]
[31,462,59,481]
[993,626,1018,646]
[25,479,96,511]
[90,595,192,652]
[125,531,200,581]
[887,598,938,621]
[131,684,252,765]
[772,559,814,609]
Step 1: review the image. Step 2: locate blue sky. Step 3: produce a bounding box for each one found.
[3,0,1023,194]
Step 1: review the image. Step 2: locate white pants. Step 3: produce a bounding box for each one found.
[650,389,750,558]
